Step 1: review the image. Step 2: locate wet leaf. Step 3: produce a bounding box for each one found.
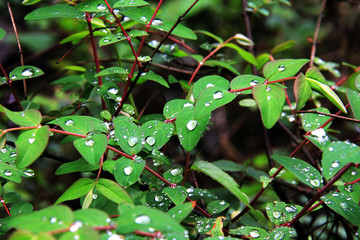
[163,99,194,119]
[8,66,44,81]
[25,4,83,20]
[55,178,94,204]
[163,186,187,205]
[230,75,266,94]
[166,202,194,222]
[96,178,134,205]
[114,116,144,155]
[263,58,308,81]
[207,200,229,215]
[294,73,312,110]
[73,134,108,165]
[55,158,99,175]
[141,120,174,151]
[114,157,145,187]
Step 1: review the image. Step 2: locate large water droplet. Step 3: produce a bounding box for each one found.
[4,170,12,177]
[285,206,297,213]
[272,211,281,219]
[170,168,181,176]
[151,18,163,26]
[273,231,285,240]
[135,215,151,224]
[250,79,259,86]
[65,120,74,126]
[140,16,148,22]
[186,120,197,131]
[310,179,320,187]
[328,147,334,151]
[339,202,347,209]
[85,139,95,147]
[146,136,156,146]
[70,221,83,232]
[128,137,139,147]
[183,103,193,108]
[107,88,118,95]
[124,166,133,176]
[155,195,164,202]
[267,96,271,100]
[28,137,35,144]
[92,194,98,199]
[50,217,57,224]
[213,91,224,99]
[206,83,215,88]
[219,200,226,205]
[0,148,7,154]
[21,68,34,77]
[96,3,106,10]
[249,230,260,238]
[331,161,340,168]
[23,169,35,177]
[278,64,286,72]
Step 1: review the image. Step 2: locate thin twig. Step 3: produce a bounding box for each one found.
[242,0,257,75]
[297,110,360,123]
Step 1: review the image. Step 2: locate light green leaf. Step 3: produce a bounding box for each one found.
[96,178,134,205]
[270,40,296,55]
[230,75,266,94]
[73,208,109,226]
[163,186,187,205]
[55,158,99,175]
[271,155,323,188]
[204,60,241,76]
[99,30,147,47]
[16,126,49,168]
[346,89,360,123]
[223,43,257,66]
[263,59,309,81]
[22,0,43,5]
[252,83,286,129]
[55,178,95,204]
[322,141,360,180]
[60,30,107,44]
[48,116,106,135]
[136,70,169,88]
[207,200,229,215]
[195,30,223,43]
[166,202,194,222]
[265,201,302,226]
[0,162,22,183]
[141,120,174,151]
[114,157,145,187]
[191,160,249,206]
[73,134,107,165]
[113,0,150,7]
[75,0,110,12]
[234,33,254,47]
[114,116,144,155]
[294,73,312,110]
[163,167,183,184]
[163,99,194,119]
[193,75,230,100]
[8,66,44,81]
[10,201,33,216]
[94,67,128,77]
[229,226,268,239]
[25,4,83,20]
[212,160,244,172]
[1,105,41,127]
[301,107,331,131]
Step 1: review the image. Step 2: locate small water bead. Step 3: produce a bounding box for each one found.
[351,171,357,176]
[4,170,12,177]
[21,68,34,77]
[339,202,347,209]
[186,120,197,131]
[272,211,281,219]
[285,206,297,213]
[96,3,106,10]
[149,40,159,48]
[277,64,286,72]
[128,137,139,147]
[151,19,164,26]
[183,103,193,108]
[250,79,259,86]
[85,139,95,147]
[219,200,226,205]
[206,83,215,88]
[65,120,75,126]
[310,179,321,187]
[249,230,260,238]
[70,221,83,232]
[123,166,133,176]
[331,161,340,168]
[205,102,211,107]
[146,136,156,146]
[328,147,334,151]
[170,168,181,176]
[28,137,35,144]
[92,194,98,199]
[50,217,57,224]
[23,169,35,177]
[107,88,118,95]
[135,215,151,225]
[265,86,271,92]
[267,96,271,100]
[273,231,285,240]
[0,148,7,153]
[140,16,148,22]
[213,91,224,99]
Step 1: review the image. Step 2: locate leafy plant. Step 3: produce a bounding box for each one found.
[1,0,360,239]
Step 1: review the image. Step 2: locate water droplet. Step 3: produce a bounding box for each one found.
[219,200,226,205]
[20,112,25,117]
[331,161,340,168]
[85,139,95,147]
[213,91,224,99]
[272,211,281,219]
[97,3,106,10]
[267,96,271,100]
[140,16,148,22]
[170,168,181,176]
[28,137,35,144]
[266,86,271,92]
[278,64,286,72]
[146,136,156,146]
[310,179,320,187]
[92,194,98,199]
[107,88,118,95]
[21,68,34,77]
[183,103,193,108]
[70,221,83,232]
[155,195,163,202]
[4,170,12,176]
[135,215,151,224]
[250,79,259,86]
[149,40,159,48]
[151,18,163,26]
[128,137,139,147]
[285,206,297,213]
[273,231,285,240]
[65,120,74,126]
[23,169,35,177]
[50,217,57,224]
[186,120,197,131]
[124,166,133,176]
[0,148,7,154]
[339,202,347,209]
[206,83,215,88]
[328,147,334,151]
[249,230,260,238]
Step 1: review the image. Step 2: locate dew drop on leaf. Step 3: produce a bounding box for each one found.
[219,200,226,205]
[123,166,133,176]
[65,120,75,126]
[277,64,286,72]
[183,103,193,108]
[21,68,34,77]
[151,18,164,26]
[310,179,320,187]
[285,205,297,213]
[3,169,12,177]
[249,230,260,238]
[331,161,340,168]
[339,202,347,209]
[186,120,197,131]
[128,137,139,147]
[250,79,259,86]
[85,139,95,147]
[274,231,285,240]
[205,102,210,107]
[107,88,118,95]
[155,195,164,202]
[213,91,224,99]
[92,194,98,200]
[267,96,271,100]
[146,136,156,146]
[206,83,215,88]
[28,137,35,144]
[23,169,35,177]
[20,112,25,117]
[272,211,281,219]
[135,215,151,224]
[96,3,106,10]
[328,147,334,151]
[266,86,271,92]
[170,168,181,176]
[140,16,148,22]
[50,217,57,224]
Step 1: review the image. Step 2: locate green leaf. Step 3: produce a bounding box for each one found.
[271,155,323,188]
[0,162,22,183]
[229,226,268,239]
[305,68,347,113]
[73,134,107,165]
[114,157,145,187]
[163,167,183,184]
[94,67,128,77]
[59,227,99,240]
[212,160,244,172]
[113,0,150,7]
[25,4,83,20]
[230,75,266,94]
[193,75,230,100]
[268,227,294,240]
[163,186,187,205]
[60,30,107,44]
[7,205,74,233]
[10,201,33,216]
[265,201,302,226]
[223,43,257,66]
[204,60,241,76]
[207,200,229,215]
[73,208,109,226]
[8,66,44,81]
[75,0,110,12]
[55,158,99,175]
[234,33,254,47]
[194,87,236,119]
[252,83,286,129]
[301,107,331,131]
[99,30,148,47]
[96,178,134,205]
[355,73,360,92]
[114,116,144,155]
[322,191,360,225]
[166,202,194,222]
[136,70,169,88]
[16,126,49,168]
[146,190,172,211]
[1,106,42,127]
[0,28,5,41]
[195,30,223,43]
[175,106,210,151]
[270,40,296,55]
[141,120,174,151]
[322,141,360,180]
[9,231,55,240]
[191,160,249,206]
[263,59,309,81]
[55,178,95,204]
[48,116,106,135]
[163,99,194,119]
[294,73,312,110]
[195,217,216,234]
[347,89,360,122]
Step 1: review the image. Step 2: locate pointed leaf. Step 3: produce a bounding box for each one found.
[230,75,266,94]
[55,178,95,204]
[0,162,22,183]
[163,186,187,205]
[252,83,286,129]
[141,120,174,151]
[99,30,147,47]
[113,0,149,7]
[294,73,312,110]
[48,116,106,135]
[73,134,107,165]
[25,4,83,20]
[8,66,44,81]
[55,158,99,175]
[223,43,257,66]
[94,67,128,77]
[270,40,296,55]
[114,157,145,187]
[96,178,134,205]
[163,167,183,184]
[204,60,241,76]
[191,160,249,206]
[2,105,41,127]
[166,202,194,222]
[114,116,144,155]
[271,155,323,188]
[16,126,49,168]
[136,70,169,88]
[0,28,5,41]
[263,59,308,81]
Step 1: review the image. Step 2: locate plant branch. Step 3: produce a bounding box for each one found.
[297,110,360,123]
[0,62,23,110]
[0,197,11,216]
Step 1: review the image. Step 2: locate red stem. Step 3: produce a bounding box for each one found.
[0,197,11,216]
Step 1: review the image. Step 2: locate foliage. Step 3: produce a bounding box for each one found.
[0,0,360,239]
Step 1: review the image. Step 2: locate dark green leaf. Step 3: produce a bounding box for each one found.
[294,73,312,110]
[114,157,145,187]
[113,0,150,7]
[55,158,99,175]
[212,160,244,172]
[99,30,148,47]
[263,58,308,81]
[271,155,323,188]
[114,116,144,155]
[347,89,360,123]
[73,134,107,165]
[25,4,83,20]
[252,83,286,129]
[207,200,229,215]
[8,66,44,81]
[96,178,134,205]
[94,67,128,77]
[163,99,194,119]
[0,28,5,41]
[146,190,171,211]
[195,217,216,233]
[229,226,268,239]
[163,186,187,205]
[230,75,266,94]
[265,201,302,225]
[55,178,94,204]
[141,120,174,151]
[16,126,49,168]
[10,201,33,216]
[163,167,183,184]
[301,107,331,131]
[268,227,294,240]
[2,105,41,127]
[191,160,249,205]
[60,31,107,44]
